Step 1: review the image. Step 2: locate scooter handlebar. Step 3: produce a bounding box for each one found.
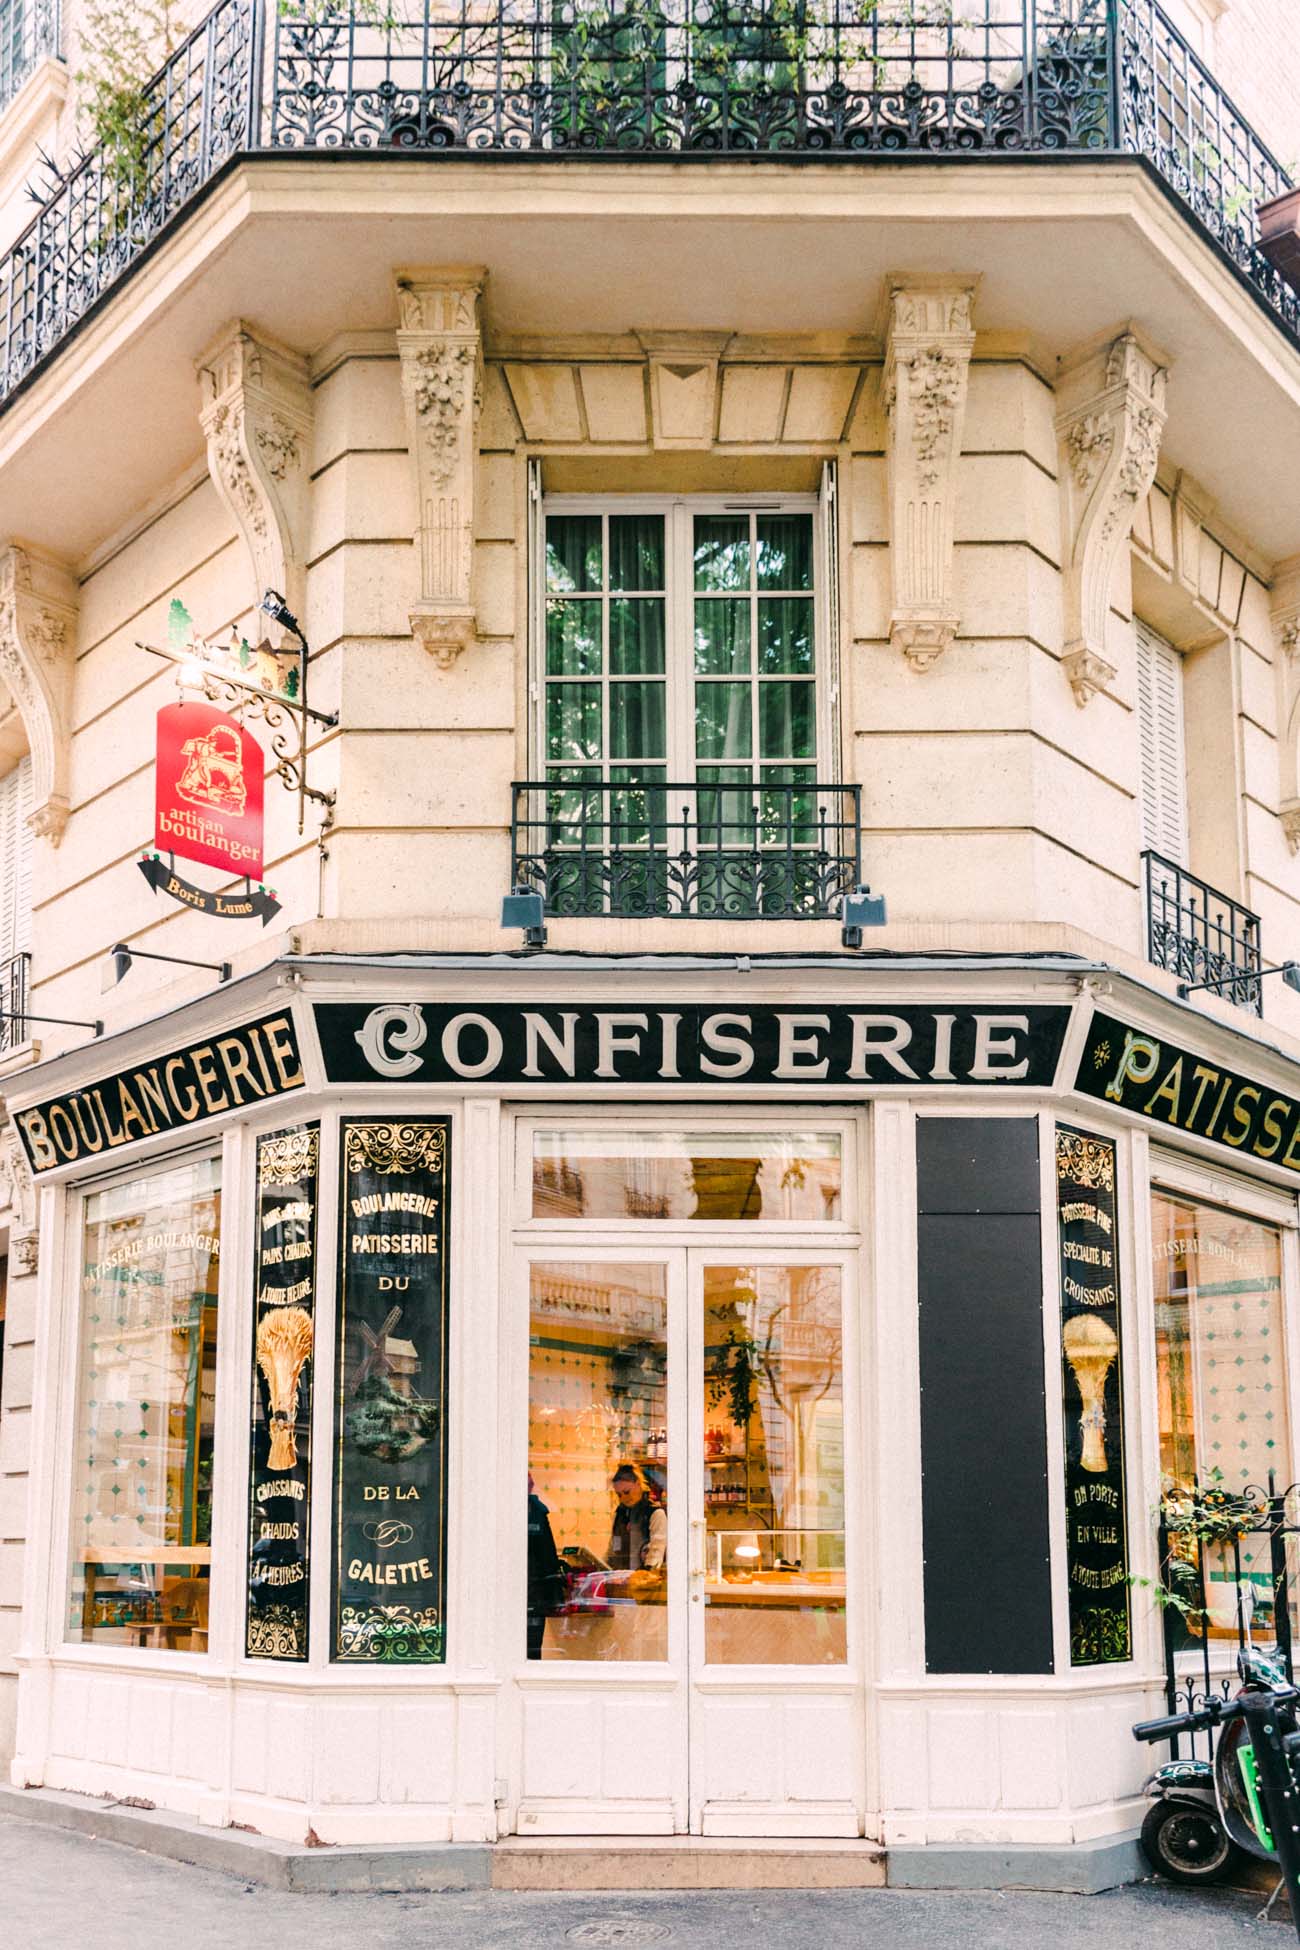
[1132,1700,1243,1742]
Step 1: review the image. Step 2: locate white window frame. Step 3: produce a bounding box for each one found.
[531,491,836,787]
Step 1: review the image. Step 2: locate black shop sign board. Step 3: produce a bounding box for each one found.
[15,1009,305,1173]
[1076,1010,1300,1174]
[317,1000,1072,1089]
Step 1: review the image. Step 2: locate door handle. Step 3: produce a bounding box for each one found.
[690,1517,707,1582]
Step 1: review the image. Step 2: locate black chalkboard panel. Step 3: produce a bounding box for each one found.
[917,1118,1055,1675]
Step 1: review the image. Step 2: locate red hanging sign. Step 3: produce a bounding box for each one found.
[154,701,265,880]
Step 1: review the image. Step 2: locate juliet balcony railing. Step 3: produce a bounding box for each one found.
[0,947,31,1051]
[0,1,1297,407]
[1144,848,1264,1016]
[511,778,862,919]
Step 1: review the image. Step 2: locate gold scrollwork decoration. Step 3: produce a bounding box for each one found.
[258,1126,319,1188]
[346,1122,446,1178]
[246,1603,306,1660]
[1056,1130,1114,1191]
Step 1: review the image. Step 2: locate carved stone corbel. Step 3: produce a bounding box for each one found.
[1056,331,1168,707]
[395,267,485,669]
[0,1121,37,1271]
[883,278,977,670]
[0,546,77,846]
[197,324,313,627]
[1272,558,1300,851]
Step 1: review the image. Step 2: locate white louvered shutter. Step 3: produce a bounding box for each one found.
[0,757,34,960]
[1135,620,1188,866]
[819,459,841,782]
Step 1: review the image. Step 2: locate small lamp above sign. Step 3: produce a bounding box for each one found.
[103,943,232,991]
[840,885,888,949]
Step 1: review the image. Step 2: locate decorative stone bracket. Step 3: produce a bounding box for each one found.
[0,545,77,846]
[883,277,977,670]
[1273,557,1300,851]
[396,266,485,669]
[0,1119,37,1272]
[197,323,313,629]
[1056,331,1168,707]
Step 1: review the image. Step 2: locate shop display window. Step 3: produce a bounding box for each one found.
[68,1156,221,1649]
[532,1130,842,1222]
[1151,1189,1292,1636]
[527,1260,669,1662]
[702,1263,846,1665]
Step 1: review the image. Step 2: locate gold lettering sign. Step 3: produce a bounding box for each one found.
[15,1012,306,1172]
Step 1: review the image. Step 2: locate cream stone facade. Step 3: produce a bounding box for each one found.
[0,0,1299,1882]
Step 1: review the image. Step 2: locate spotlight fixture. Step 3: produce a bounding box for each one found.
[840,885,888,950]
[501,885,547,950]
[259,588,306,650]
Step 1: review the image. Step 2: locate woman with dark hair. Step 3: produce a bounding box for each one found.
[607,1462,666,1574]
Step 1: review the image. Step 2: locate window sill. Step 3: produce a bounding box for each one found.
[0,55,68,213]
[0,1036,40,1078]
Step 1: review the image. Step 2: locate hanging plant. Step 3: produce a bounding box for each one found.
[1130,1469,1268,1627]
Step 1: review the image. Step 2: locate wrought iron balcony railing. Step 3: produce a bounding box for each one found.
[1143,848,1263,1016]
[0,948,31,1050]
[0,0,59,120]
[0,2,1297,406]
[511,778,862,919]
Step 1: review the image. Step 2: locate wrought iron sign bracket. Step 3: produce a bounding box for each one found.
[139,590,337,841]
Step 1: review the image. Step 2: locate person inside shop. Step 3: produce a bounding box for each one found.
[526,1471,566,1659]
[607,1463,666,1587]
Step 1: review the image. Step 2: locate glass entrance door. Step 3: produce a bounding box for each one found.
[518,1246,860,1836]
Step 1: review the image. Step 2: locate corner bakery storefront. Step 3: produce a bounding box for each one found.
[10,956,1300,1854]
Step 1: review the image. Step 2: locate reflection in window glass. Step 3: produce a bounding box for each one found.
[532,1131,842,1222]
[70,1158,221,1649]
[1151,1191,1290,1637]
[703,1264,845,1665]
[527,1262,668,1661]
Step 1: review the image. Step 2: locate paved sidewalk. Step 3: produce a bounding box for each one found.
[1,1812,1290,1948]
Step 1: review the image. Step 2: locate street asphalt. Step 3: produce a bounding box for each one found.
[1,1812,1294,1948]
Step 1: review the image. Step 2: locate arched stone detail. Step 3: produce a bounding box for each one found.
[0,545,77,846]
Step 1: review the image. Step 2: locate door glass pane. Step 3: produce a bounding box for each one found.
[760,680,816,759]
[758,597,814,675]
[694,517,750,590]
[546,599,601,677]
[696,682,752,760]
[1151,1192,1290,1639]
[610,681,666,761]
[546,516,602,593]
[695,600,751,675]
[532,1131,842,1221]
[69,1157,222,1649]
[528,1261,668,1662]
[609,515,665,592]
[756,514,813,590]
[702,1264,845,1665]
[609,598,665,675]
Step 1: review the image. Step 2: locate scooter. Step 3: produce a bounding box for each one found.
[1134,1585,1297,1887]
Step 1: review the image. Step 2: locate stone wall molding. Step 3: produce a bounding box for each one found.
[0,545,77,845]
[882,276,977,670]
[1056,328,1169,706]
[396,266,486,669]
[197,322,314,630]
[1273,555,1300,851]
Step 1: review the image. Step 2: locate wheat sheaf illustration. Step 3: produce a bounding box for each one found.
[256,1306,314,1469]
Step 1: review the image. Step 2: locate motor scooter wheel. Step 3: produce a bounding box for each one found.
[1140,1800,1239,1884]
